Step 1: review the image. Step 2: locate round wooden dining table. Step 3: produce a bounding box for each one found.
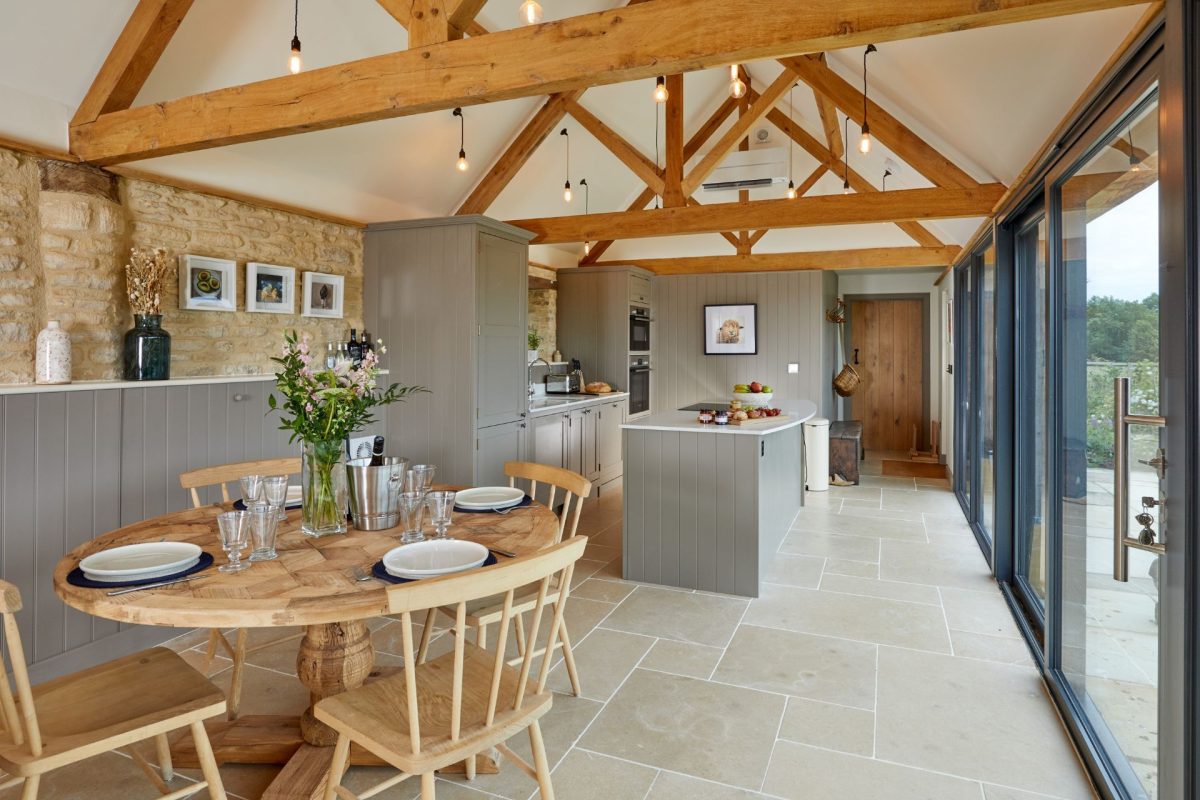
[53,496,561,800]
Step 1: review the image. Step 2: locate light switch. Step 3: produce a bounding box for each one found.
[787,363,799,374]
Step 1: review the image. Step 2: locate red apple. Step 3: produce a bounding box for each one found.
[749,381,762,393]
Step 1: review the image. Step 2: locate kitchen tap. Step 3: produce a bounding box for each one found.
[528,357,549,396]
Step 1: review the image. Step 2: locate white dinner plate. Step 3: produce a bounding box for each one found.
[382,540,489,579]
[453,486,526,510]
[80,542,203,582]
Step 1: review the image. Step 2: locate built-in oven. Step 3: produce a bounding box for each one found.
[628,356,651,415]
[629,305,651,353]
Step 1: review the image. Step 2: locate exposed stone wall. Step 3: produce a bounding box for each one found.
[0,143,364,384]
[0,150,43,383]
[528,264,557,361]
[123,180,363,378]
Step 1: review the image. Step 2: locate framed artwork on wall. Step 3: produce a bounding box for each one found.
[704,303,757,355]
[246,262,296,314]
[302,271,344,319]
[179,254,237,312]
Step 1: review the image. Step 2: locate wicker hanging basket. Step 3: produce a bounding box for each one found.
[833,363,861,397]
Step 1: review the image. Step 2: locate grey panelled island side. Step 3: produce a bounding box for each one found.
[621,400,817,597]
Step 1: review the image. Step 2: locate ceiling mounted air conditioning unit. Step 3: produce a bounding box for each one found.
[700,147,788,192]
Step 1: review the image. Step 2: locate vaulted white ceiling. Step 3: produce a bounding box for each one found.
[0,0,1152,265]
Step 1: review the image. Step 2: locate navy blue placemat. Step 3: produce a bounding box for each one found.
[371,552,498,584]
[67,552,215,589]
[453,494,532,514]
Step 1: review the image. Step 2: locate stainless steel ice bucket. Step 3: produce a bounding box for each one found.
[345,456,409,531]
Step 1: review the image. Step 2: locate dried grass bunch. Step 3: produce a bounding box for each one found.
[124,247,170,315]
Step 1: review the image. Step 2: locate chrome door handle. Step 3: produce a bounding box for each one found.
[1113,377,1167,581]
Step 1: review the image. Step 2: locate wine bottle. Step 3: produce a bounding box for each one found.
[369,435,385,466]
[347,329,362,366]
[360,330,374,357]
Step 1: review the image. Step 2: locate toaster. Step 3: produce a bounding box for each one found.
[545,372,582,394]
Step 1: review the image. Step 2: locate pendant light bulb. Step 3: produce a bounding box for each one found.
[859,126,872,154]
[457,150,469,172]
[728,64,747,99]
[289,37,302,74]
[653,76,669,104]
[519,0,543,24]
[563,181,572,203]
[452,107,468,172]
[584,241,591,255]
[786,180,797,200]
[843,179,851,195]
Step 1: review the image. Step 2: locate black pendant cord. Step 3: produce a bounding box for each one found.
[560,128,571,196]
[292,0,301,50]
[655,102,661,209]
[843,115,851,191]
[861,44,877,146]
[581,178,589,213]
[788,84,795,186]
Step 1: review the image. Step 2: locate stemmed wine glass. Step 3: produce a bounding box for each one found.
[426,491,456,540]
[217,511,251,573]
[404,464,437,495]
[262,475,289,522]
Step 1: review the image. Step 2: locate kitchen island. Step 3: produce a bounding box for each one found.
[621,400,817,597]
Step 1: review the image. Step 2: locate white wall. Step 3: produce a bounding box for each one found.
[835,268,950,460]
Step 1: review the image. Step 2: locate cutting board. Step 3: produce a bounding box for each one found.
[728,414,791,427]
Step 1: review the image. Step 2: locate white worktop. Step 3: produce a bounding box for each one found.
[622,399,817,436]
[0,370,391,396]
[528,392,629,416]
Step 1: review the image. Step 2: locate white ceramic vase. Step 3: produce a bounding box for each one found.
[35,320,71,384]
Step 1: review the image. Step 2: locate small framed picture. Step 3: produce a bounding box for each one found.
[704,303,757,355]
[246,262,296,314]
[302,272,344,319]
[179,255,237,312]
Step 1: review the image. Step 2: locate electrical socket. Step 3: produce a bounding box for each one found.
[787,363,799,374]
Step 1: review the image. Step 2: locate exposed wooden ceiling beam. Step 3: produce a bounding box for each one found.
[509,184,1004,244]
[765,106,947,248]
[455,90,584,214]
[448,0,490,32]
[781,54,980,189]
[376,0,486,38]
[70,0,1146,165]
[580,90,738,265]
[592,246,960,274]
[682,68,795,196]
[408,0,459,48]
[663,75,686,207]
[811,55,844,161]
[565,100,665,195]
[71,0,194,127]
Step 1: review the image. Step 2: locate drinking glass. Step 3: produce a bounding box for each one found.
[216,511,251,573]
[397,491,427,545]
[262,475,289,522]
[239,474,264,507]
[247,504,280,561]
[404,464,437,495]
[426,490,456,540]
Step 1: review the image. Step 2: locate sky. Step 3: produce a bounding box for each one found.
[1086,181,1159,302]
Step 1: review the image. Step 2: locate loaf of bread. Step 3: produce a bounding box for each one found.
[586,381,612,393]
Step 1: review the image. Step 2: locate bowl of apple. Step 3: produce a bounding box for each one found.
[732,381,774,407]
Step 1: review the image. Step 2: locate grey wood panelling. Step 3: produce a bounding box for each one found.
[651,272,828,414]
[622,426,802,597]
[1,379,301,682]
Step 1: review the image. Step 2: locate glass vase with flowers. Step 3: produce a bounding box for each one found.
[270,331,423,537]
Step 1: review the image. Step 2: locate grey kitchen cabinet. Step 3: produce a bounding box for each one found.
[475,420,528,487]
[557,266,654,417]
[595,400,623,477]
[530,413,568,470]
[580,408,598,481]
[565,409,584,477]
[363,216,534,485]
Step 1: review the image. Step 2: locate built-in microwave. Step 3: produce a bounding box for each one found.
[629,305,651,352]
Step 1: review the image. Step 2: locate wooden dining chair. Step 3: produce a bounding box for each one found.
[419,462,592,697]
[315,536,588,800]
[0,580,228,799]
[178,457,302,719]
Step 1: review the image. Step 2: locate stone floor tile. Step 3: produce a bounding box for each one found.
[601,585,748,648]
[744,583,952,653]
[546,749,657,799]
[776,696,876,757]
[570,577,636,604]
[950,630,1036,667]
[823,558,879,579]
[762,553,824,589]
[640,638,725,680]
[547,627,655,701]
[941,587,1024,638]
[763,741,983,800]
[580,669,784,790]
[645,770,768,799]
[880,539,995,592]
[791,509,926,541]
[712,624,877,709]
[875,647,1095,799]
[780,531,879,563]
[818,573,941,605]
